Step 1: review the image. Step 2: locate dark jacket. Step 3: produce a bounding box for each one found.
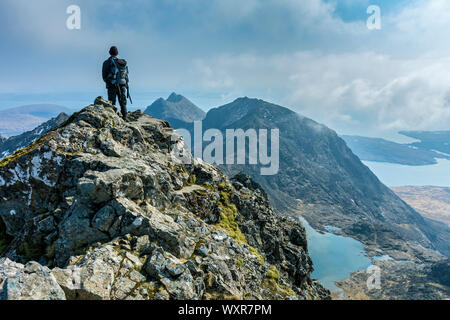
[102,57,115,88]
[102,57,129,88]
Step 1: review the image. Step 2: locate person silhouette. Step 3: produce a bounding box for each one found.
[102,46,129,118]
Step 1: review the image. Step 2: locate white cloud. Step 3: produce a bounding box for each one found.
[190,51,450,137]
[2,0,450,137]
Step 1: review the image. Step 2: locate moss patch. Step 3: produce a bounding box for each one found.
[261,278,296,299]
[187,174,197,185]
[215,183,265,265]
[218,181,231,193]
[216,188,247,245]
[249,246,265,264]
[202,182,216,191]
[266,266,281,281]
[204,292,241,300]
[261,265,294,299]
[0,132,55,168]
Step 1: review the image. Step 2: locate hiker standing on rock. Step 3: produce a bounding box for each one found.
[102,46,131,118]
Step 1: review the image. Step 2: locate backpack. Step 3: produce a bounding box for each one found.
[109,58,128,86]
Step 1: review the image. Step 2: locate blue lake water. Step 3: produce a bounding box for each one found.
[363,159,450,187]
[298,217,372,292]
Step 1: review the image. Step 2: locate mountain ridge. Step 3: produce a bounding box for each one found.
[0,97,329,300]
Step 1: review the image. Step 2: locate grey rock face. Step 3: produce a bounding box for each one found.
[0,97,329,300]
[0,258,66,300]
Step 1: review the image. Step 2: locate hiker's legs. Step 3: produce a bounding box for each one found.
[118,85,128,117]
[107,86,126,117]
[107,86,117,105]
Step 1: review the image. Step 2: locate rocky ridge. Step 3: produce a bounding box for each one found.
[0,97,329,300]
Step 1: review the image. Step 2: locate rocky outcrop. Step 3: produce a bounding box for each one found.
[0,258,66,300]
[0,97,329,300]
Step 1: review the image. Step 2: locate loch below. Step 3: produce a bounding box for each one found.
[298,217,372,292]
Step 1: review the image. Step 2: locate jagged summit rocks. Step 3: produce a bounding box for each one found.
[0,97,329,300]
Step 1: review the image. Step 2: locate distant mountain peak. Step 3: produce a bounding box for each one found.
[235,96,256,101]
[203,96,296,129]
[231,96,260,105]
[144,92,205,123]
[167,92,184,103]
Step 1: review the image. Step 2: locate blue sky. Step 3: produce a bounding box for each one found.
[1,0,450,138]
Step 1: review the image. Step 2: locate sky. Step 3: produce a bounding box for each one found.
[1,0,450,139]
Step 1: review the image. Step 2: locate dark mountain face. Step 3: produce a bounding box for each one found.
[0,113,69,159]
[144,93,205,124]
[161,97,450,261]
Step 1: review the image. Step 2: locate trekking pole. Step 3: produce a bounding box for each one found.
[127,85,133,104]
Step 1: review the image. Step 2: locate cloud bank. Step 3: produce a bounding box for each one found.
[1,0,449,137]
